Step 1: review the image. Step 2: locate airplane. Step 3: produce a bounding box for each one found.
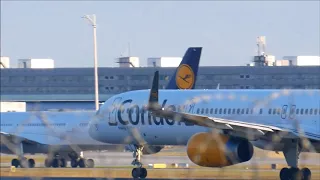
[0,47,202,169]
[88,71,320,180]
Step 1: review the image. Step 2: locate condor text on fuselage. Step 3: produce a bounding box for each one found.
[107,97,196,127]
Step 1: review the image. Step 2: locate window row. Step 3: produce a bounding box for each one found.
[20,123,66,126]
[294,108,319,115]
[196,108,258,115]
[196,107,320,116]
[0,124,13,126]
[79,123,89,126]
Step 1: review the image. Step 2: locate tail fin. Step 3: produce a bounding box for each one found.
[165,47,202,89]
[148,71,159,104]
[148,71,161,111]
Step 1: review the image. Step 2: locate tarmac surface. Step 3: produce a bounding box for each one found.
[0,178,250,180]
[1,151,319,180]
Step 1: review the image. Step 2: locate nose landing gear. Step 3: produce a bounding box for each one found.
[131,145,147,179]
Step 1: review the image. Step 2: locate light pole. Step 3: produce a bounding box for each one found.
[82,14,99,110]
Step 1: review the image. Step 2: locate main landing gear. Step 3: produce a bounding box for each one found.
[11,150,94,168]
[279,140,311,180]
[11,157,35,168]
[10,143,35,168]
[131,145,147,179]
[44,152,95,168]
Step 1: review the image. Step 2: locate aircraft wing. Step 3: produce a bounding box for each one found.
[150,109,318,140]
[0,131,42,145]
[147,71,320,142]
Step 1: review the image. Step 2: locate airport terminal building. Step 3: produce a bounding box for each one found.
[1,65,320,111]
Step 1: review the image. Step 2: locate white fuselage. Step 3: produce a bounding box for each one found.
[0,111,126,154]
[89,89,320,152]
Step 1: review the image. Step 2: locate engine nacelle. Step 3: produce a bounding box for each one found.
[142,145,164,155]
[187,132,254,167]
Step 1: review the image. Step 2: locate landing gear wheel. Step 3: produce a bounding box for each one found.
[11,159,20,168]
[28,159,35,168]
[71,159,78,168]
[280,167,290,180]
[78,158,85,168]
[140,168,147,179]
[132,168,140,178]
[131,167,147,179]
[44,158,52,167]
[60,158,66,168]
[86,159,94,168]
[301,168,311,180]
[52,158,60,168]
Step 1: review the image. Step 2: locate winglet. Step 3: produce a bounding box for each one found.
[148,71,161,111]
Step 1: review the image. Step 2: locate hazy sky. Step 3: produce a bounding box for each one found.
[1,1,319,67]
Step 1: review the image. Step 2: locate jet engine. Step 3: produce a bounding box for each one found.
[186,132,254,167]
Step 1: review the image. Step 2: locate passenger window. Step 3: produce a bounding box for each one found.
[210,108,213,114]
[232,109,236,114]
[223,108,227,114]
[273,109,276,115]
[197,108,200,114]
[310,109,313,115]
[259,109,263,114]
[315,109,318,115]
[237,108,240,114]
[246,108,249,114]
[300,109,304,115]
[305,109,308,115]
[201,108,204,114]
[268,109,272,114]
[215,108,218,114]
[219,108,222,114]
[205,108,209,114]
[277,108,281,115]
[241,109,244,114]
[228,108,231,114]
[296,109,299,114]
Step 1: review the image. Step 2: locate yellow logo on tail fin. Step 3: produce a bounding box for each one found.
[175,64,195,89]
